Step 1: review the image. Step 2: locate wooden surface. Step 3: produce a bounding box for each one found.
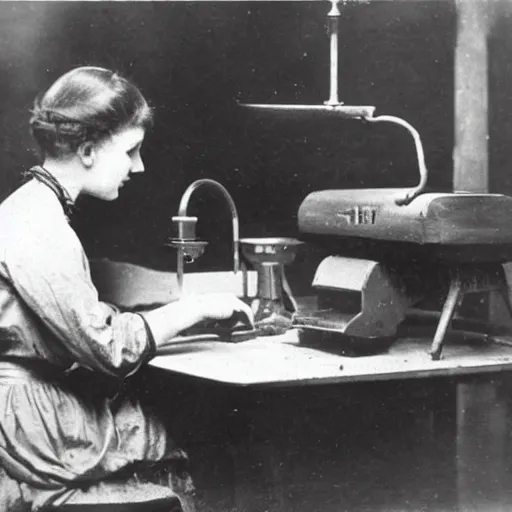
[151,329,512,387]
[89,260,512,388]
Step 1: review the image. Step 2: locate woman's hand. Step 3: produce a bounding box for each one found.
[184,292,254,326]
[143,292,254,348]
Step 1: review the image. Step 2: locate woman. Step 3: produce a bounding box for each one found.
[0,66,253,511]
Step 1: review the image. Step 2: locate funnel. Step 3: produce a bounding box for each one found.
[240,237,303,335]
[240,237,302,266]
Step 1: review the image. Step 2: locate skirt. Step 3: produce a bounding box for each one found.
[0,360,195,511]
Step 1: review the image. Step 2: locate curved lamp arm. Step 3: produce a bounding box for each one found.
[364,114,429,206]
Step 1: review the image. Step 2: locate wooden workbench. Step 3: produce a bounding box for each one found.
[149,305,512,511]
[90,260,512,509]
[89,258,512,388]
[151,329,512,387]
[149,328,512,512]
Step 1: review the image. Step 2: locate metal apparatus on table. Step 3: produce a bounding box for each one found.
[241,0,512,359]
[167,179,303,338]
[239,237,303,335]
[296,186,512,359]
[167,178,240,294]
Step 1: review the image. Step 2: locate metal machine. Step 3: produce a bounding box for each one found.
[168,180,303,339]
[167,1,512,359]
[239,0,512,359]
[295,188,512,359]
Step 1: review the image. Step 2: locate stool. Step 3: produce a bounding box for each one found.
[48,481,185,512]
[53,501,179,512]
[0,470,186,511]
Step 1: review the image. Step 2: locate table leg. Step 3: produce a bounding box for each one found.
[456,374,512,511]
[430,277,462,360]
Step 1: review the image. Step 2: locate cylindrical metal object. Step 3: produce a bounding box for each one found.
[326,0,341,106]
[257,263,283,301]
[171,216,198,240]
[176,246,184,294]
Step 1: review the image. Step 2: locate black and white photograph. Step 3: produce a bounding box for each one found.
[0,0,511,511]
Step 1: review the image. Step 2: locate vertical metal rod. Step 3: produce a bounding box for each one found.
[326,0,341,106]
[242,260,249,299]
[177,247,184,295]
[232,217,240,274]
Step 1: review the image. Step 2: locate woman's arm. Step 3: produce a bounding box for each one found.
[141,293,253,348]
[2,223,251,378]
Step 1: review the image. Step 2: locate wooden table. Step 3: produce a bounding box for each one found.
[150,332,512,511]
[90,261,512,509]
[151,328,512,387]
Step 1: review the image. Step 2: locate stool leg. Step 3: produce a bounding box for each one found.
[429,277,463,360]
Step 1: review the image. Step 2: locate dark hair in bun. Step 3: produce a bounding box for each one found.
[30,66,153,157]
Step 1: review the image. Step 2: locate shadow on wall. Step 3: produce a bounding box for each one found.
[0,1,464,274]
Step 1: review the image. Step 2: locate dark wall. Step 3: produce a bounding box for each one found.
[1,1,508,273]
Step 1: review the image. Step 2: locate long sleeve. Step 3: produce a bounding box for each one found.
[1,216,155,379]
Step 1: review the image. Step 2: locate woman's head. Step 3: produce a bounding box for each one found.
[30,66,153,158]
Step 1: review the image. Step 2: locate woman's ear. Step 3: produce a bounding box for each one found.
[78,141,95,168]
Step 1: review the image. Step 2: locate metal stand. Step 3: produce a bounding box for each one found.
[429,265,512,360]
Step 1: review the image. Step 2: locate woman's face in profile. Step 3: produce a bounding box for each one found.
[83,126,146,201]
